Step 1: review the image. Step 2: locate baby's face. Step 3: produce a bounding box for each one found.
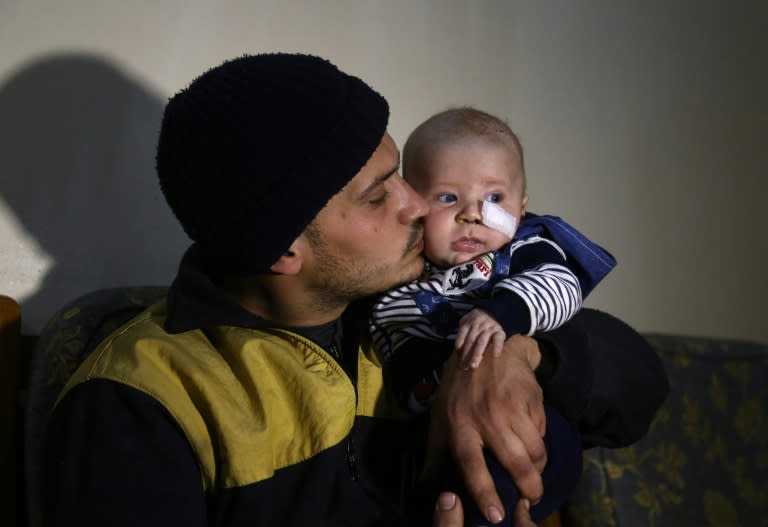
[407,140,527,268]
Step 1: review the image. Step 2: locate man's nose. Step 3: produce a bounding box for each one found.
[399,179,429,223]
[457,200,483,224]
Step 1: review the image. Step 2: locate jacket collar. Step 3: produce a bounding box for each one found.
[164,245,371,364]
[164,244,273,334]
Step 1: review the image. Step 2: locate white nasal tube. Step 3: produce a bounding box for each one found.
[482,201,518,238]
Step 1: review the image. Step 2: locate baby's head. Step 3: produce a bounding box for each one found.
[403,107,528,268]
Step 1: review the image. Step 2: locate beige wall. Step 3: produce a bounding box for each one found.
[1,1,765,342]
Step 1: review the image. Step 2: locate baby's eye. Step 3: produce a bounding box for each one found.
[437,193,457,203]
[485,194,502,203]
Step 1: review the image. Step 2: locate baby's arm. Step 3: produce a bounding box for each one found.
[455,308,506,369]
[455,237,585,370]
[485,236,584,337]
[452,237,584,373]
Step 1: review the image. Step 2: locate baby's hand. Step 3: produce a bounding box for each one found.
[455,309,506,370]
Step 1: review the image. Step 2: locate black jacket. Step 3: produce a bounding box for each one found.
[43,247,669,526]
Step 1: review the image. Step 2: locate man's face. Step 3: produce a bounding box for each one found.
[299,133,428,302]
[407,139,527,268]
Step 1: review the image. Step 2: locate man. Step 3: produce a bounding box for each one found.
[43,53,667,526]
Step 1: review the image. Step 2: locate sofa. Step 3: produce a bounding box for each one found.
[6,288,768,527]
[560,333,768,527]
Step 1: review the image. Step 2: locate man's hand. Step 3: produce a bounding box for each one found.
[455,309,506,369]
[425,335,546,523]
[433,493,536,527]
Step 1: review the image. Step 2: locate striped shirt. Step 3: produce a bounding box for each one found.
[370,235,582,361]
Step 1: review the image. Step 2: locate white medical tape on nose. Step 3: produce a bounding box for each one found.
[481,201,518,238]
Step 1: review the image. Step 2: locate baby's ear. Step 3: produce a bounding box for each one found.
[521,195,529,216]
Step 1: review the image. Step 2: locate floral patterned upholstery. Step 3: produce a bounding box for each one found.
[23,286,168,527]
[562,334,768,527]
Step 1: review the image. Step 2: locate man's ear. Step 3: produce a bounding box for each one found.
[521,195,529,216]
[269,240,304,275]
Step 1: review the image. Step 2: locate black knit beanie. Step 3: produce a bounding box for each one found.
[156,53,389,275]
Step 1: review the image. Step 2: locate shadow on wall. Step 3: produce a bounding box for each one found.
[0,52,188,334]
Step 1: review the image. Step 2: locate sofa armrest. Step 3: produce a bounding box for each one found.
[0,295,21,527]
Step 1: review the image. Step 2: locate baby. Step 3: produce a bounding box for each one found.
[370,107,616,525]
